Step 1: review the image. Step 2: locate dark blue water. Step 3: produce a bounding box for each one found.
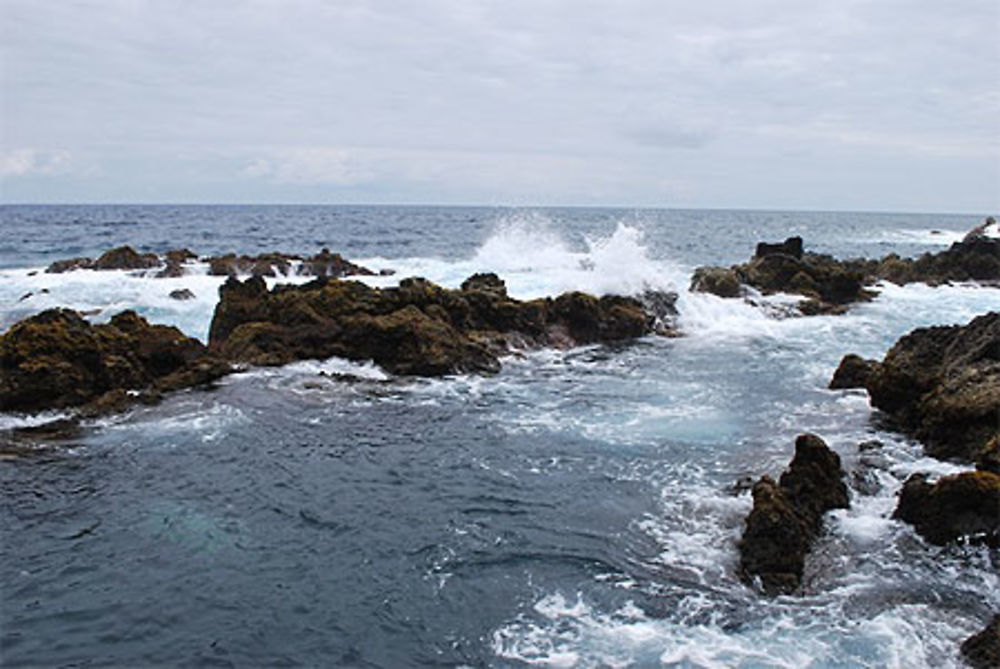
[1,205,998,667]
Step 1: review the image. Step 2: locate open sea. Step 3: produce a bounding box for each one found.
[1,205,998,667]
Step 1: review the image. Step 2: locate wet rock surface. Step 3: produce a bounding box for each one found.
[208,274,672,376]
[0,308,230,415]
[738,434,849,595]
[892,471,1000,547]
[962,614,1000,669]
[692,229,1000,315]
[829,354,878,390]
[865,311,999,463]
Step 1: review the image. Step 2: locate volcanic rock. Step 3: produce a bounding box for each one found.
[0,308,229,414]
[893,471,1000,546]
[866,312,999,463]
[92,246,160,271]
[208,274,669,376]
[738,433,849,595]
[169,288,196,301]
[829,354,879,390]
[962,614,1000,669]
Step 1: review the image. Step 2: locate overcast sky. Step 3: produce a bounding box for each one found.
[1,0,998,211]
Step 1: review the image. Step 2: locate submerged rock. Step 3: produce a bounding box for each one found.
[866,312,999,463]
[893,471,1000,546]
[168,288,196,301]
[738,434,849,595]
[962,614,1000,669]
[0,308,229,414]
[208,274,672,376]
[829,354,878,390]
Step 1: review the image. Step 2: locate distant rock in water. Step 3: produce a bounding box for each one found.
[738,434,849,595]
[169,288,196,301]
[829,354,878,390]
[962,614,1000,669]
[0,308,229,415]
[893,471,999,547]
[207,274,675,376]
[691,229,1000,315]
[866,311,999,464]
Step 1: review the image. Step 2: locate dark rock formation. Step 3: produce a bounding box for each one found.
[157,248,198,278]
[962,614,1000,669]
[893,471,1000,546]
[298,248,375,279]
[689,267,742,298]
[829,354,878,390]
[46,257,94,273]
[0,308,230,415]
[866,312,999,463]
[738,434,849,595]
[977,436,1000,475]
[168,289,196,301]
[92,246,160,271]
[691,231,1000,315]
[208,274,671,376]
[206,252,297,278]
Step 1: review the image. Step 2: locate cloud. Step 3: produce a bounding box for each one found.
[0,148,76,177]
[242,148,372,185]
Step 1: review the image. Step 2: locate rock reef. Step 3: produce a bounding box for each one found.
[692,228,1000,315]
[0,308,230,416]
[738,434,849,595]
[962,614,1000,669]
[208,273,675,376]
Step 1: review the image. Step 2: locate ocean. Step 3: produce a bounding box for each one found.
[1,205,998,667]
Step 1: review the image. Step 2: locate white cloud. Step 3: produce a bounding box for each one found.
[242,148,372,185]
[0,148,75,177]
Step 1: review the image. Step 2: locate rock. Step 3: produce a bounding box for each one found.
[893,471,1000,546]
[299,248,374,278]
[92,245,161,271]
[157,249,197,278]
[46,257,94,273]
[0,308,228,415]
[962,614,1000,669]
[875,235,1000,286]
[690,267,742,298]
[738,434,849,595]
[866,312,999,463]
[207,252,297,277]
[829,354,879,390]
[169,289,196,301]
[963,216,999,242]
[977,436,1000,474]
[208,274,666,376]
[755,236,804,260]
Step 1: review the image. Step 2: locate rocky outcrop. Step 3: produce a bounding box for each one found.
[44,246,375,279]
[691,229,1000,315]
[738,434,849,595]
[0,308,230,415]
[893,471,1000,547]
[962,614,1000,669]
[46,245,161,273]
[865,312,999,463]
[828,354,878,390]
[208,273,672,376]
[691,237,877,315]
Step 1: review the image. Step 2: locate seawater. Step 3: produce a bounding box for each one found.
[1,205,998,667]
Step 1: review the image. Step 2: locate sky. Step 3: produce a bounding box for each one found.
[1,0,998,211]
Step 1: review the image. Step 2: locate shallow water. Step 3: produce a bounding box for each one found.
[1,205,998,667]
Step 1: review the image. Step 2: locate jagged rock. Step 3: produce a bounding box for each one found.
[690,267,742,298]
[738,434,849,595]
[893,471,1000,546]
[691,231,1000,314]
[207,252,297,278]
[0,308,229,414]
[168,289,196,301]
[156,248,197,278]
[46,256,95,273]
[866,312,999,463]
[829,354,879,390]
[92,246,161,271]
[755,236,804,260]
[208,275,667,376]
[962,614,1000,669]
[298,248,374,278]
